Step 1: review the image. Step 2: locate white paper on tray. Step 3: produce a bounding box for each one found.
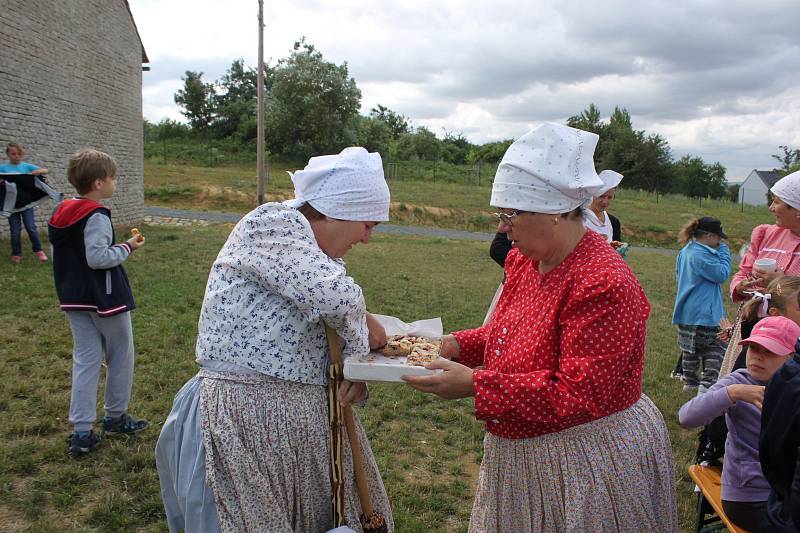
[369,313,442,338]
[343,314,444,383]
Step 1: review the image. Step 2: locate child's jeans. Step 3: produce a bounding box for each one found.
[8,208,43,255]
[677,324,724,389]
[67,311,135,432]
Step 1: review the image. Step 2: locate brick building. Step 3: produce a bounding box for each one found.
[0,0,148,236]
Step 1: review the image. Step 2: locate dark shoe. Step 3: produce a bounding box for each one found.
[69,430,101,456]
[101,413,149,434]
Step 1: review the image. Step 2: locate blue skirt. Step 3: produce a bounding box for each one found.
[155,375,221,533]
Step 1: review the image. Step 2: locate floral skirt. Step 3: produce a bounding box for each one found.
[156,370,393,533]
[469,394,678,533]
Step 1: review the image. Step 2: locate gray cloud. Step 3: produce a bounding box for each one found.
[131,0,800,177]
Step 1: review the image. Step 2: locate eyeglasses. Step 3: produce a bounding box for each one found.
[493,210,525,227]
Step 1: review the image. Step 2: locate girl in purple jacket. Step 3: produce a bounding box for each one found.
[679,315,800,531]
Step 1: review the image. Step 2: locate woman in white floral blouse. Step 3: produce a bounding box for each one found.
[156,147,394,533]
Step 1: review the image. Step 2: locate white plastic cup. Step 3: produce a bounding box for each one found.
[754,258,778,272]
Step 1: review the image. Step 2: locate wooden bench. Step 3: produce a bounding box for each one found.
[688,464,751,533]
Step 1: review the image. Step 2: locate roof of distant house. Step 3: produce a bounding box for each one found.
[754,169,783,188]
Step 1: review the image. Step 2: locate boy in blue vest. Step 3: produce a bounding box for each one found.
[48,149,148,456]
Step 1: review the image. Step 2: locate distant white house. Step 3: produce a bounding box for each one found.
[738,170,782,206]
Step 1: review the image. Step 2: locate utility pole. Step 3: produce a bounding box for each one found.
[257,0,266,204]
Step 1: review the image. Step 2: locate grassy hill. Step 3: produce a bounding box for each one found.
[144,161,775,249]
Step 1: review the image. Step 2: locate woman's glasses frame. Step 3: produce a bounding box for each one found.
[494,210,526,227]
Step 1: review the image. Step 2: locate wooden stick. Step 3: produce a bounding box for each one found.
[325,324,378,521]
[343,404,375,517]
[325,326,346,527]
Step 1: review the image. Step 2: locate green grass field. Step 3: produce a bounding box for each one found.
[144,160,775,250]
[0,223,739,532]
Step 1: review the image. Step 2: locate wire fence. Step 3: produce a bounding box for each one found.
[637,188,768,213]
[144,140,500,186]
[383,160,498,186]
[144,139,261,167]
[143,141,774,212]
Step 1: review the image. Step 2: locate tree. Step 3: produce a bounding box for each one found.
[265,38,361,161]
[174,71,215,133]
[440,130,472,165]
[566,103,605,136]
[392,127,441,161]
[212,59,261,140]
[466,140,514,164]
[567,104,673,192]
[727,183,741,203]
[673,156,727,199]
[370,105,410,138]
[706,162,728,198]
[145,118,190,141]
[772,145,800,173]
[354,115,393,156]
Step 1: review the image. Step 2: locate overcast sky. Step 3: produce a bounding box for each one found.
[129,0,800,181]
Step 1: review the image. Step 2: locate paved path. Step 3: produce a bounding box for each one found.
[145,206,680,256]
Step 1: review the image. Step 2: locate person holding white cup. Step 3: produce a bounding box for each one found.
[753,258,778,273]
[732,170,800,301]
[722,170,800,379]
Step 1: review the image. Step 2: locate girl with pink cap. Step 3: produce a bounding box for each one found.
[679,315,800,531]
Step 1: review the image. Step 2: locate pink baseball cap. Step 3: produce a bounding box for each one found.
[739,316,800,356]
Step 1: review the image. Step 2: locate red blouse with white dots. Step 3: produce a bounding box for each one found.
[453,230,651,439]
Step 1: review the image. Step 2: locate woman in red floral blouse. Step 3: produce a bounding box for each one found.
[405,123,678,532]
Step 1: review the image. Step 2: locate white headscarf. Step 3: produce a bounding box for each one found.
[771,170,800,210]
[596,170,624,196]
[490,123,604,214]
[283,147,390,221]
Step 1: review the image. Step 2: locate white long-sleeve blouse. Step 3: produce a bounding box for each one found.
[195,203,369,385]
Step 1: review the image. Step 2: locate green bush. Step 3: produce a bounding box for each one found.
[144,138,267,167]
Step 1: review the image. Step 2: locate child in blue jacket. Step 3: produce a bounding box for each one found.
[672,217,732,393]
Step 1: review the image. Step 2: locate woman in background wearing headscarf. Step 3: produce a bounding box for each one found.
[156,147,393,532]
[489,169,623,269]
[405,123,677,532]
[583,169,623,243]
[721,170,800,375]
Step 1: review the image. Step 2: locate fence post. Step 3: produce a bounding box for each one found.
[162,139,167,164]
[433,160,436,182]
[478,162,481,186]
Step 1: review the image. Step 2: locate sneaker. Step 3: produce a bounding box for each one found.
[670,371,683,380]
[69,430,101,456]
[101,413,149,435]
[683,384,699,393]
[35,250,48,262]
[10,255,21,264]
[698,384,710,395]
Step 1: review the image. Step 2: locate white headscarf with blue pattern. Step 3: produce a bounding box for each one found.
[490,123,604,214]
[284,147,390,221]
